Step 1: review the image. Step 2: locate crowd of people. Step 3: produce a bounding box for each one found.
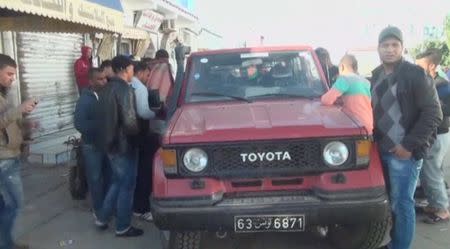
[73,48,176,238]
[0,25,449,249]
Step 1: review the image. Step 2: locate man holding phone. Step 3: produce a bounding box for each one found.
[0,54,37,249]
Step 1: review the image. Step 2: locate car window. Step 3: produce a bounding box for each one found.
[185,51,326,103]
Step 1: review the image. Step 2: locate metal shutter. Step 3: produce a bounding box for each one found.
[17,32,82,139]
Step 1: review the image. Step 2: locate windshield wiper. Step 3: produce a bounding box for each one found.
[249,93,318,100]
[191,92,252,103]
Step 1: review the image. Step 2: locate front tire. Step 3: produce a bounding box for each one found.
[328,219,389,249]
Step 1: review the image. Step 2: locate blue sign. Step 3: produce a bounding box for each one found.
[175,0,194,11]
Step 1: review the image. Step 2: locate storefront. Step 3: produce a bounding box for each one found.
[0,0,123,141]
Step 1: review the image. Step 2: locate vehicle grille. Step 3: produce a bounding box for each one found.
[177,140,356,178]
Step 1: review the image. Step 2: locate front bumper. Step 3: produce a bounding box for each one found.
[151,187,390,231]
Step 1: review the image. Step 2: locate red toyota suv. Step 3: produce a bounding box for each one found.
[151,46,390,249]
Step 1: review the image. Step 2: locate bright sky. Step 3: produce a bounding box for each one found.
[196,0,450,62]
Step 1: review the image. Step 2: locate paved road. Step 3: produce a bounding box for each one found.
[16,155,450,249]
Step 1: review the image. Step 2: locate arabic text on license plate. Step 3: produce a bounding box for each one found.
[234,215,305,233]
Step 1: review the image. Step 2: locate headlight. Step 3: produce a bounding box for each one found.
[183,148,208,172]
[323,141,349,167]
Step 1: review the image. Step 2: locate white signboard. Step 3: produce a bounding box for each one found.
[135,10,164,33]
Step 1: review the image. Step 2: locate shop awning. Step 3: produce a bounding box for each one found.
[0,0,124,33]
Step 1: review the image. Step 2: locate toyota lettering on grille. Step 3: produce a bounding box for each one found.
[240,152,292,162]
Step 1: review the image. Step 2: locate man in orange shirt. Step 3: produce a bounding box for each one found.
[321,54,373,134]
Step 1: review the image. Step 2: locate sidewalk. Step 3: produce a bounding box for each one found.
[15,165,160,249]
[14,163,450,249]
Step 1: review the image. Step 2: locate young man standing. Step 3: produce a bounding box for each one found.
[74,68,109,218]
[0,54,37,249]
[74,46,92,93]
[371,27,442,249]
[130,62,156,221]
[321,54,373,133]
[416,48,450,224]
[94,56,142,237]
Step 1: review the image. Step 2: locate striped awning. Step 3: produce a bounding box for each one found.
[0,0,124,33]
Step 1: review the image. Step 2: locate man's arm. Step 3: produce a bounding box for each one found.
[133,84,155,120]
[119,87,139,136]
[321,89,343,105]
[321,77,347,105]
[74,95,97,136]
[0,98,37,129]
[437,83,450,116]
[441,96,450,116]
[401,72,443,152]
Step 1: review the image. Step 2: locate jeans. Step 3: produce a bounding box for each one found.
[420,132,450,210]
[382,153,422,249]
[97,148,138,233]
[82,144,111,214]
[0,159,23,249]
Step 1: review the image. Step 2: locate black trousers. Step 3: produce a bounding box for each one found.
[133,133,161,213]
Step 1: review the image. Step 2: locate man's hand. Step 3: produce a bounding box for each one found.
[389,144,412,160]
[335,97,344,106]
[20,98,38,114]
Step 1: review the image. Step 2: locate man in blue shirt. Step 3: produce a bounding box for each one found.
[131,62,157,222]
[131,62,155,120]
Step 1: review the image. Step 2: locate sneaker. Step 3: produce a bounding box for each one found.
[133,212,153,222]
[95,219,108,231]
[116,226,144,237]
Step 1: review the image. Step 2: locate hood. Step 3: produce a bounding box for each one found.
[81,46,91,60]
[167,99,365,144]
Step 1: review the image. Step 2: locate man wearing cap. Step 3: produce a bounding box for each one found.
[371,26,442,249]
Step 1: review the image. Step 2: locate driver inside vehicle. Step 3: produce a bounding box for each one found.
[269,62,294,85]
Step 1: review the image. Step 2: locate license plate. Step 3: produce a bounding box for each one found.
[234,215,305,233]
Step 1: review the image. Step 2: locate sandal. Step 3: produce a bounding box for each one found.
[423,213,450,224]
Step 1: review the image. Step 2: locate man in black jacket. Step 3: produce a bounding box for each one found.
[416,48,450,224]
[371,27,442,249]
[94,55,142,237]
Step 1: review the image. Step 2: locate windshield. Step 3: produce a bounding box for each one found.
[184,51,326,103]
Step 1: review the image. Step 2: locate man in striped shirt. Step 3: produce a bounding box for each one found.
[321,54,373,134]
